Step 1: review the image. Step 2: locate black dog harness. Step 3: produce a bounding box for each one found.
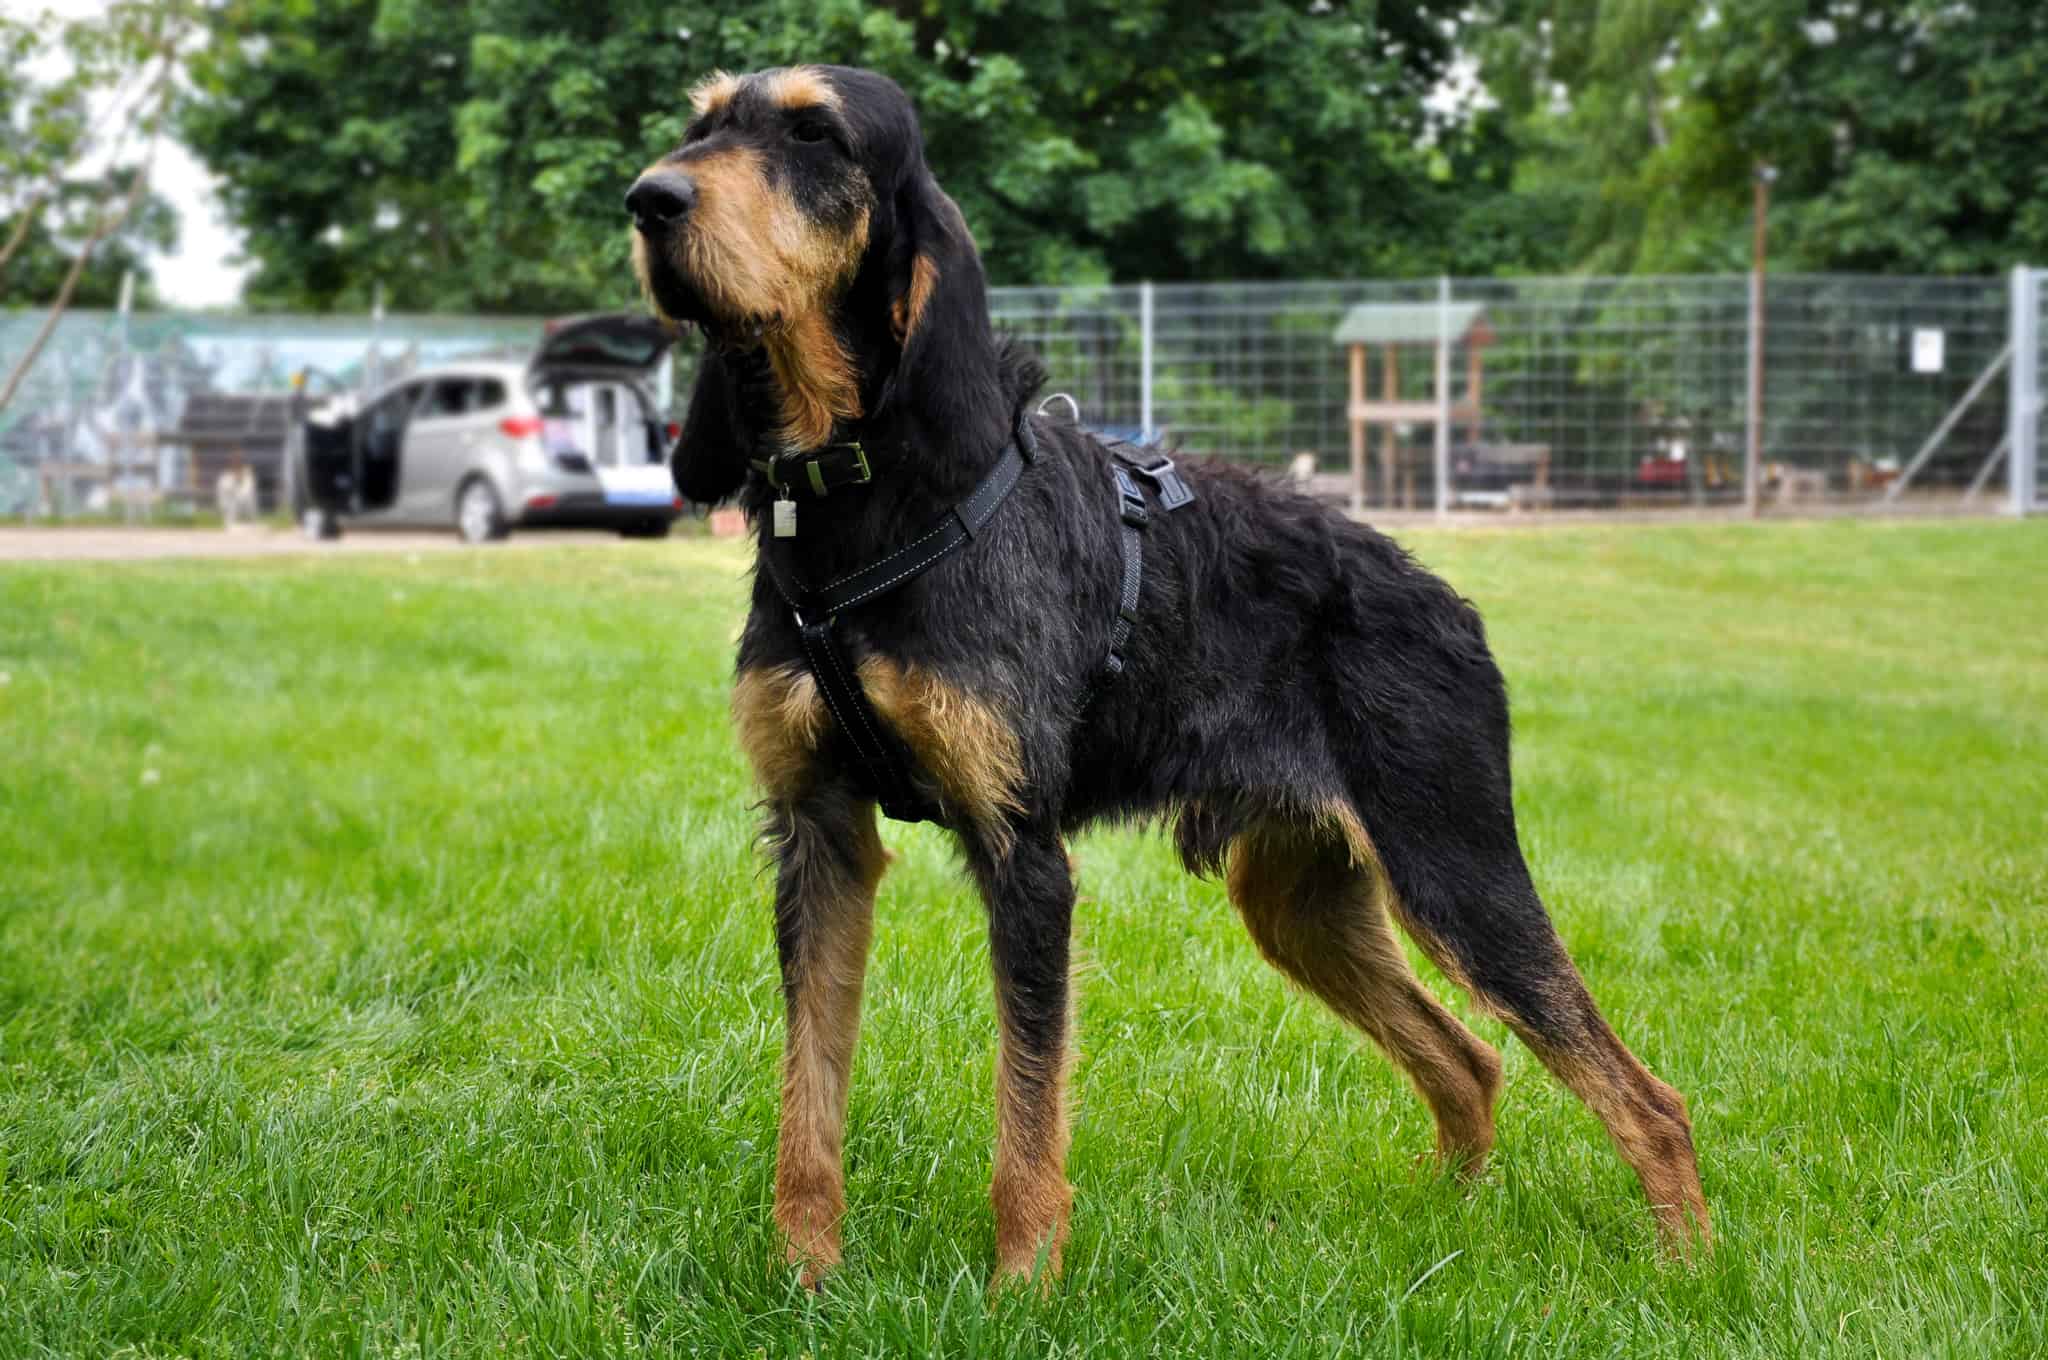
[753,417,1193,824]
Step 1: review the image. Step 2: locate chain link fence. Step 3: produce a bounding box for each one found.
[2,271,2039,520]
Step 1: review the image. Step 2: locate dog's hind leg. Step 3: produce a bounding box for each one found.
[966,828,1076,1289]
[1364,796,1712,1251]
[763,783,889,1285]
[1225,813,1504,1175]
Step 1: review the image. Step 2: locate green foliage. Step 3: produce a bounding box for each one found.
[154,2,2048,308]
[3,525,2047,1353]
[1478,0,2048,275]
[0,3,191,308]
[0,171,176,308]
[180,0,1536,313]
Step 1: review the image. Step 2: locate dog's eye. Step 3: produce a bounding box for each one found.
[790,120,831,146]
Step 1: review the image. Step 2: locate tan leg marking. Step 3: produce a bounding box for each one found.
[1339,803,1710,1252]
[732,664,829,800]
[1226,812,1503,1173]
[991,992,1073,1288]
[1507,1004,1712,1252]
[770,801,888,1284]
[733,661,1026,845]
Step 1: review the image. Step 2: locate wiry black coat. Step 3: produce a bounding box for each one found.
[681,309,1551,1024]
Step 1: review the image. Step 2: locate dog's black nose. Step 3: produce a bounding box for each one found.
[625,172,696,231]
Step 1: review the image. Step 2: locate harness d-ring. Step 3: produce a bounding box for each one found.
[1037,392,1081,422]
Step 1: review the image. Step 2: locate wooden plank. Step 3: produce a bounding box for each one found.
[1347,343,1365,515]
[1348,400,1481,423]
[1383,345,1399,508]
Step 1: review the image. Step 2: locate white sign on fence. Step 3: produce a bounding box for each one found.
[1911,327,1946,373]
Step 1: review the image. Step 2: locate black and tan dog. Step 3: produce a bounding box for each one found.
[626,65,1709,1287]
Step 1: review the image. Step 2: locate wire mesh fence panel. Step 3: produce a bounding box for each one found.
[992,273,2012,512]
[2033,269,2047,511]
[0,310,544,517]
[0,271,2032,520]
[986,286,1149,437]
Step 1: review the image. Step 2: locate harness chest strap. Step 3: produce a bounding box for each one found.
[759,418,1035,824]
[759,420,1193,825]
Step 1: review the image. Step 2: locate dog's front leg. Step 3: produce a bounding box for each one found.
[766,783,887,1287]
[969,828,1076,1289]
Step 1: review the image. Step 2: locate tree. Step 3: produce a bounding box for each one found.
[181,0,1521,314]
[0,173,177,308]
[1477,0,2048,275]
[0,2,194,416]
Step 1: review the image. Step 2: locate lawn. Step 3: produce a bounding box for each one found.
[2,520,2044,1358]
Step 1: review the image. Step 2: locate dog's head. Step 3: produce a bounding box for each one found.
[628,65,989,484]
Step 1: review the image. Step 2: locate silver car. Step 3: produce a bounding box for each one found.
[296,314,684,542]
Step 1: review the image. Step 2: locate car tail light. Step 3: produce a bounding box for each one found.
[664,422,680,440]
[672,496,684,509]
[500,415,544,438]
[525,492,558,510]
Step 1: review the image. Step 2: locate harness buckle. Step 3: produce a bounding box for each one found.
[1132,454,1195,511]
[1113,466,1150,528]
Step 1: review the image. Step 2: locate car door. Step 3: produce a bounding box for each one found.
[592,381,679,511]
[401,377,478,522]
[354,381,426,518]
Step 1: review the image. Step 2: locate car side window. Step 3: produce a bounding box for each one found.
[365,386,414,437]
[476,379,507,410]
[361,383,423,462]
[420,379,475,420]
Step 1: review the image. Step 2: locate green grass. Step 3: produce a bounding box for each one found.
[2,520,2044,1358]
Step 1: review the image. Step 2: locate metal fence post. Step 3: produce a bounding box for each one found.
[1138,280,1155,444]
[2012,266,2040,516]
[1744,267,1764,515]
[1435,275,1452,518]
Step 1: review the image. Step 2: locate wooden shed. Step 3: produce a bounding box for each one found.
[158,392,297,512]
[1332,302,1495,510]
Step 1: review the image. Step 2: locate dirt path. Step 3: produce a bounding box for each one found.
[0,527,621,562]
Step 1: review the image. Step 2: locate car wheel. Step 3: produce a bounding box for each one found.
[456,477,508,544]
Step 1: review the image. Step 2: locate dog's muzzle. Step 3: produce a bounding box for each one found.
[625,171,696,236]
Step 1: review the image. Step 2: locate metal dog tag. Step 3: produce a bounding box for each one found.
[772,498,797,537]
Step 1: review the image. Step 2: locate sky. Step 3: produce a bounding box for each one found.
[39,0,250,309]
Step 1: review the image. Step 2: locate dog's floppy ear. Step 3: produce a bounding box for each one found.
[669,351,750,505]
[885,166,995,400]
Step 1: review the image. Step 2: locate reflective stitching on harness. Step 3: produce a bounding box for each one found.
[835,537,962,608]
[823,634,892,771]
[798,627,860,746]
[801,621,900,805]
[819,520,951,592]
[760,424,1034,824]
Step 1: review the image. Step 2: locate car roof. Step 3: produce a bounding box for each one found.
[362,351,658,406]
[383,359,531,385]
